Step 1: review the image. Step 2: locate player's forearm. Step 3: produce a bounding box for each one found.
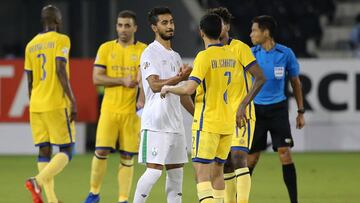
[93,74,124,87]
[290,77,304,109]
[56,67,76,104]
[240,66,266,107]
[150,75,183,93]
[180,95,194,116]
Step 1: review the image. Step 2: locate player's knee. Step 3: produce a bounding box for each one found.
[60,146,74,161]
[231,151,247,169]
[39,145,52,158]
[278,147,293,164]
[224,160,234,173]
[247,152,260,167]
[94,150,109,160]
[120,156,134,167]
[95,149,110,157]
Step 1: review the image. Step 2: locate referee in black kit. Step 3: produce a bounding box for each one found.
[247,15,305,203]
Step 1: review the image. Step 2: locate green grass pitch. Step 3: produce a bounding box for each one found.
[1,152,359,203]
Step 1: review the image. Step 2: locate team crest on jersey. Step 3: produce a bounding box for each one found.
[151,147,158,156]
[143,62,150,69]
[131,54,137,61]
[162,60,167,65]
[61,47,69,55]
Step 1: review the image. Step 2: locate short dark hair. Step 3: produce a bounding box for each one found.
[118,10,137,24]
[208,7,233,24]
[200,13,222,40]
[148,6,172,25]
[252,15,277,38]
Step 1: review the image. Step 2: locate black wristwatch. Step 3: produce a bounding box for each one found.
[297,108,305,114]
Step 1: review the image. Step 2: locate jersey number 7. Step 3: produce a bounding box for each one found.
[223,71,231,104]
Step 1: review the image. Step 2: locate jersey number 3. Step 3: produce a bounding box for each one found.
[223,71,231,103]
[37,53,47,80]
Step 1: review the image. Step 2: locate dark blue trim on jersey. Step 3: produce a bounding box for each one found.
[236,126,239,137]
[96,146,114,151]
[189,76,201,84]
[37,156,50,162]
[214,157,226,164]
[65,108,73,143]
[192,157,213,163]
[24,70,32,73]
[51,143,75,147]
[56,57,67,63]
[94,64,107,69]
[119,150,138,156]
[247,119,251,149]
[244,60,257,71]
[195,130,200,156]
[208,43,223,47]
[231,146,250,153]
[243,69,252,119]
[199,79,207,130]
[35,142,51,147]
[227,38,233,45]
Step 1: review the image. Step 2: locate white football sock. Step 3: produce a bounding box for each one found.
[133,168,162,203]
[166,167,183,203]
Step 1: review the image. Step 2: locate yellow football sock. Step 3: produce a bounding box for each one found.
[213,189,225,203]
[224,172,236,203]
[89,153,108,194]
[235,167,251,203]
[36,153,69,186]
[197,181,214,203]
[118,158,134,202]
[38,162,58,203]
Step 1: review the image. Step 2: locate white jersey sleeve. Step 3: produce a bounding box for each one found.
[140,50,160,80]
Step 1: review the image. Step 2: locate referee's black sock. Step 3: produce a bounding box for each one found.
[282,163,298,203]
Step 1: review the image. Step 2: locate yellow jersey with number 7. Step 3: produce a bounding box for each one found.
[24,31,71,112]
[189,44,238,134]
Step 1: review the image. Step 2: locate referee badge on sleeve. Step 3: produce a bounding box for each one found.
[274,66,284,79]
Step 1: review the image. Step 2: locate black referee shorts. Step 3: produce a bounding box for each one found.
[250,100,294,153]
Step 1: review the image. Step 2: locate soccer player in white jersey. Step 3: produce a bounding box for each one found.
[133,6,194,203]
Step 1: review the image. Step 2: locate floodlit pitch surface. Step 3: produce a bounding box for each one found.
[1,152,359,203]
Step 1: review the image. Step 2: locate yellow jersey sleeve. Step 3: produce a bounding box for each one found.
[55,36,70,62]
[189,52,209,84]
[24,45,32,71]
[232,40,256,71]
[94,44,109,68]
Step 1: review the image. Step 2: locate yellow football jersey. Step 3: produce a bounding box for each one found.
[227,39,257,120]
[94,40,146,114]
[189,44,238,134]
[24,31,71,112]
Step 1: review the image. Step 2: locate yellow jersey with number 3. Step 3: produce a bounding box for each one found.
[24,31,71,112]
[227,38,257,120]
[94,40,146,114]
[189,44,238,134]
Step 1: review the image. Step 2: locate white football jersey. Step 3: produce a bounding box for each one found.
[140,40,185,134]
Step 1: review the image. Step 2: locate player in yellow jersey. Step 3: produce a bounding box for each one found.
[208,7,266,203]
[161,13,253,203]
[84,10,146,203]
[24,5,77,203]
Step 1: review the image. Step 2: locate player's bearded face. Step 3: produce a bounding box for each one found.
[116,17,137,43]
[156,14,175,40]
